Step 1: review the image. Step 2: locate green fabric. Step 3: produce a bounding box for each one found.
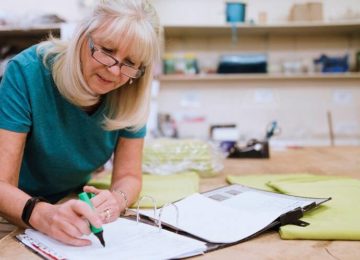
[0,46,145,203]
[88,171,199,208]
[142,139,222,177]
[227,174,360,240]
[268,176,360,240]
[226,174,314,191]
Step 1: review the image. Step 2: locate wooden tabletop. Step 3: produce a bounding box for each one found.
[1,146,360,259]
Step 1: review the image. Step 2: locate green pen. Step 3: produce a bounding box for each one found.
[78,192,105,247]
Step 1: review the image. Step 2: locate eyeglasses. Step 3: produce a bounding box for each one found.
[88,35,145,79]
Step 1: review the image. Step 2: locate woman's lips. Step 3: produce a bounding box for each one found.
[96,74,113,84]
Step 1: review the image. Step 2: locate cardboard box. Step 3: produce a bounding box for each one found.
[289,4,310,21]
[289,2,323,22]
[308,2,323,21]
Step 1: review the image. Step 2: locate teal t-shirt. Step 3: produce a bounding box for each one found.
[0,45,146,203]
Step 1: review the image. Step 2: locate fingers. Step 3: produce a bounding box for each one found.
[83,185,101,195]
[99,208,111,224]
[72,200,102,228]
[42,200,100,247]
[58,219,85,238]
[62,212,92,236]
[83,186,113,212]
[41,193,119,246]
[36,191,121,247]
[83,186,110,207]
[49,226,91,247]
[82,187,122,223]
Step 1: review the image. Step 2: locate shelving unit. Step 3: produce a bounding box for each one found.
[0,24,61,49]
[159,72,360,82]
[161,21,360,81]
[0,24,61,36]
[158,20,360,143]
[164,21,360,37]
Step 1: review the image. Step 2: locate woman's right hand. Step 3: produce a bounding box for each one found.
[30,199,103,246]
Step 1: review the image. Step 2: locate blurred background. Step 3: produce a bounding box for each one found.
[1,0,360,148]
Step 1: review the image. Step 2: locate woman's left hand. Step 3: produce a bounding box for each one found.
[83,186,121,224]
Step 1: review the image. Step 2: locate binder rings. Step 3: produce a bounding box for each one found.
[17,184,330,259]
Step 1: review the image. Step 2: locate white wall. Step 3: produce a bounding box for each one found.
[1,0,360,24]
[152,0,360,25]
[158,78,360,146]
[0,0,89,23]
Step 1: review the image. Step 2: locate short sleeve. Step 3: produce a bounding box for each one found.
[0,60,32,132]
[119,125,147,138]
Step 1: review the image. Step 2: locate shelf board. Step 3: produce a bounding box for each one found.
[159,73,360,82]
[0,24,61,37]
[164,21,360,37]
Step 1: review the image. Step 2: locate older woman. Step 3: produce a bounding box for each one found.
[0,0,159,246]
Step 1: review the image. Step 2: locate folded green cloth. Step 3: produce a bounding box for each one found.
[227,174,360,240]
[88,171,199,208]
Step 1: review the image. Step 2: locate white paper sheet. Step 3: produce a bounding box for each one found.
[141,192,313,243]
[22,218,206,260]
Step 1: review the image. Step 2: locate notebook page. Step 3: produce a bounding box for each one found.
[141,192,311,243]
[24,218,206,260]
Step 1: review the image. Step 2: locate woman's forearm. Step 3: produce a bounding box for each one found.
[110,174,142,209]
[0,181,31,227]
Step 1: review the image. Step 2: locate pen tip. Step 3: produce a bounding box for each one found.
[94,231,106,247]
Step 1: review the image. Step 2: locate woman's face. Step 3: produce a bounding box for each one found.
[80,32,142,95]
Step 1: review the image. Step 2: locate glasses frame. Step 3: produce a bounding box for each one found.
[87,35,145,79]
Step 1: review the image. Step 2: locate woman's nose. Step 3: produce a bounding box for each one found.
[107,65,121,76]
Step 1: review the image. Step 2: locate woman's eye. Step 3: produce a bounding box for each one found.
[124,59,135,66]
[101,47,113,53]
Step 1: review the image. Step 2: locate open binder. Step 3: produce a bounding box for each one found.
[138,184,331,252]
[17,184,330,259]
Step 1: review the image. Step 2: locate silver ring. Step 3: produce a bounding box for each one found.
[104,208,111,223]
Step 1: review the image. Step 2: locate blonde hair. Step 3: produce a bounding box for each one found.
[38,0,160,131]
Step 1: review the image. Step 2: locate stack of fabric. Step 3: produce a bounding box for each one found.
[142,138,223,177]
[227,174,360,240]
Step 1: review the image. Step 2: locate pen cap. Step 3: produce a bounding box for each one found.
[78,192,103,234]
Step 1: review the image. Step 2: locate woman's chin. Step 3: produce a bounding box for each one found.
[88,81,115,95]
[90,87,113,95]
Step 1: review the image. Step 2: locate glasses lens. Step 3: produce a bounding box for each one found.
[121,65,142,78]
[93,50,117,67]
[89,37,144,79]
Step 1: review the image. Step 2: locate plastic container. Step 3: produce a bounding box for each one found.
[226,2,246,23]
[163,53,175,74]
